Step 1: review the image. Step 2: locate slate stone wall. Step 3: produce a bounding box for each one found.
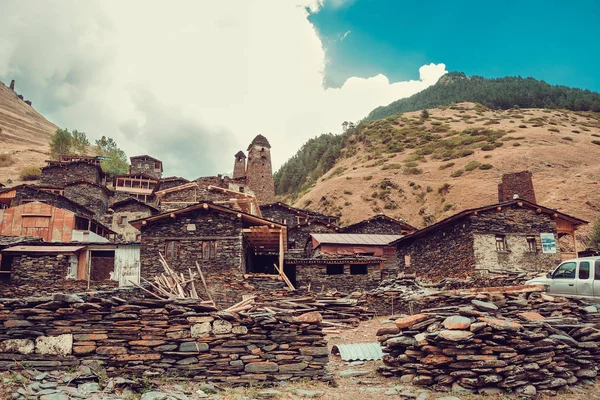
[294,263,382,292]
[343,218,413,235]
[64,183,110,219]
[130,158,162,179]
[140,208,244,287]
[0,295,329,384]
[11,186,93,217]
[396,219,475,280]
[10,254,69,286]
[260,206,307,227]
[111,202,155,242]
[245,144,275,204]
[288,223,336,250]
[498,171,536,203]
[157,179,189,192]
[40,163,101,186]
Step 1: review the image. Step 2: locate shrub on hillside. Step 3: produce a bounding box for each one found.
[439,162,455,170]
[450,169,464,178]
[403,167,423,175]
[480,144,496,151]
[19,166,41,181]
[479,163,493,170]
[464,161,482,171]
[592,140,600,146]
[548,128,560,133]
[0,154,15,168]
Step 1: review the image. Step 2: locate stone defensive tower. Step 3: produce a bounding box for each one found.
[233,151,247,180]
[498,171,537,203]
[245,134,275,204]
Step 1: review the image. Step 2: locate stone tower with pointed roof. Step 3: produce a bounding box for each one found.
[233,151,247,180]
[245,134,275,204]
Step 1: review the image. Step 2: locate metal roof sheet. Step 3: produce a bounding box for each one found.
[1,245,85,253]
[331,343,383,361]
[311,233,402,246]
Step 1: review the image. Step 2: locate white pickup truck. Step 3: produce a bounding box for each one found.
[525,257,600,300]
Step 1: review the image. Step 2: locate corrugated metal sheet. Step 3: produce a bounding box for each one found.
[311,233,402,246]
[1,245,85,253]
[331,343,383,361]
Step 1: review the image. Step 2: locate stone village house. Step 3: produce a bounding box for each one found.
[393,199,587,281]
[342,214,416,236]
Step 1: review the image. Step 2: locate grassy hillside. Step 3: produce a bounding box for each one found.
[0,81,57,185]
[283,103,600,244]
[367,72,600,121]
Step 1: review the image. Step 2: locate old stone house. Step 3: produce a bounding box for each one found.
[113,173,158,203]
[109,198,159,242]
[154,176,190,192]
[260,202,339,227]
[0,201,114,243]
[63,180,113,219]
[0,185,95,218]
[393,199,587,280]
[40,161,103,186]
[129,155,163,179]
[342,214,416,235]
[130,202,286,303]
[287,219,340,250]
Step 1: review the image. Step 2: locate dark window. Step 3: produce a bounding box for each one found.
[595,260,600,280]
[579,261,590,280]
[495,235,508,252]
[526,237,537,252]
[553,262,576,279]
[326,265,344,275]
[165,240,180,259]
[202,241,218,260]
[239,187,244,193]
[350,264,368,275]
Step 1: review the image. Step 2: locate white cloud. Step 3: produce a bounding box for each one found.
[340,30,352,41]
[0,0,446,178]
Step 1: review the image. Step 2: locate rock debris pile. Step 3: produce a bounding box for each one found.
[377,291,600,396]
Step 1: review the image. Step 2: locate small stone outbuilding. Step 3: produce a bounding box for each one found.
[109,198,159,242]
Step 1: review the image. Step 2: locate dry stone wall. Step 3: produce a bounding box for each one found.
[0,293,330,384]
[9,254,69,287]
[40,163,102,186]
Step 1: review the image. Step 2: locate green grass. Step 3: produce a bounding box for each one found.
[439,162,455,170]
[19,166,41,181]
[464,161,481,171]
[450,169,464,178]
[381,163,402,170]
[403,167,423,175]
[343,190,353,195]
[479,163,493,170]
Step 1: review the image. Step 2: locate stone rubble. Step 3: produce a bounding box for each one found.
[377,290,600,396]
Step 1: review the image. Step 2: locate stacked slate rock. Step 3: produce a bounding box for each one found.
[377,294,600,396]
[0,293,330,385]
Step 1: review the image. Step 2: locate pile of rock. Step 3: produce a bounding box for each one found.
[377,293,600,396]
[0,292,330,385]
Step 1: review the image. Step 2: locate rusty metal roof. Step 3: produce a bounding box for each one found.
[331,343,383,361]
[311,233,402,246]
[1,245,85,253]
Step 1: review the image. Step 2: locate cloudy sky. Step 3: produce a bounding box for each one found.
[2,1,596,179]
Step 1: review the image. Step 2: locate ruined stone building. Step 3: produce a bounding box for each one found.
[109,198,159,242]
[260,202,339,227]
[342,214,416,235]
[40,161,104,186]
[129,155,163,179]
[63,181,112,219]
[498,171,537,203]
[233,151,246,180]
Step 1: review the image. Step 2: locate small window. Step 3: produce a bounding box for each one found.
[117,216,127,225]
[350,264,368,275]
[495,235,508,252]
[165,240,180,259]
[326,265,344,275]
[579,262,590,280]
[202,241,218,260]
[595,260,600,281]
[239,187,244,193]
[404,254,411,268]
[553,262,576,279]
[526,237,537,253]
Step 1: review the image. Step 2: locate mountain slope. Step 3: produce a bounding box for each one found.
[287,103,600,242]
[0,81,57,185]
[367,72,600,121]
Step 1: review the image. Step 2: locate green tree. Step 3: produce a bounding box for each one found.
[94,136,129,177]
[71,130,90,154]
[589,216,600,249]
[49,128,73,160]
[420,109,430,119]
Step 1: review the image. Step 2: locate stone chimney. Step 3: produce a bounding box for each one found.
[498,171,537,203]
[233,151,247,180]
[9,80,15,91]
